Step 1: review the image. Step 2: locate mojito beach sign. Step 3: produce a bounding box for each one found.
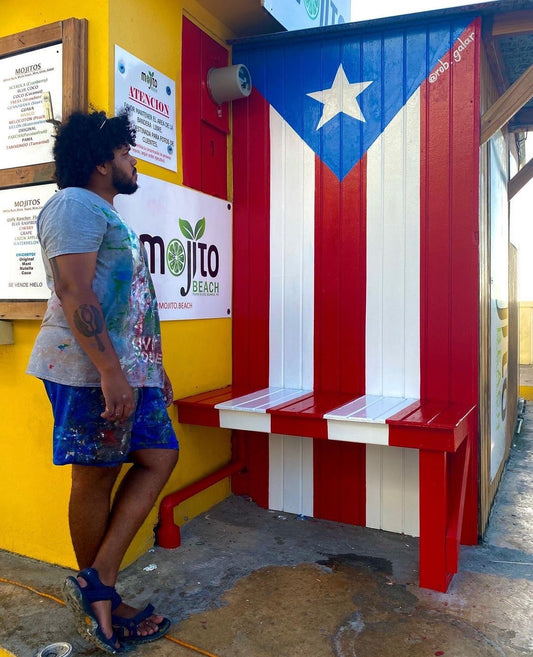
[115,174,232,321]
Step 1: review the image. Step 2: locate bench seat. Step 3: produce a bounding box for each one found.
[174,385,476,592]
[176,385,471,450]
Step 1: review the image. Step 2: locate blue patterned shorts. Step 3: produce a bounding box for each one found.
[43,381,179,466]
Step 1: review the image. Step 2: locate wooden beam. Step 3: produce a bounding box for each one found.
[61,18,88,116]
[492,10,533,37]
[0,301,47,320]
[509,157,533,200]
[0,22,61,56]
[481,64,533,144]
[0,162,55,189]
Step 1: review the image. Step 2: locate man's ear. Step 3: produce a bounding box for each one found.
[95,161,111,176]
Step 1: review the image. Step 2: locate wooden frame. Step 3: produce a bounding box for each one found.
[0,18,87,320]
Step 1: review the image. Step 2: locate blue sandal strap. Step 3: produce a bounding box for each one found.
[112,604,155,632]
[112,604,171,643]
[78,567,116,605]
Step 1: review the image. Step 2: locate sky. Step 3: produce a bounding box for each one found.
[350,0,533,300]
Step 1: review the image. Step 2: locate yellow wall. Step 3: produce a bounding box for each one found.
[519,301,533,365]
[519,301,533,400]
[0,0,234,569]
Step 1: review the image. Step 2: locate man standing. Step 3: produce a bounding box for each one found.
[27,110,179,653]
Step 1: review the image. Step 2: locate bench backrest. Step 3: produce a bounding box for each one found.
[232,17,480,408]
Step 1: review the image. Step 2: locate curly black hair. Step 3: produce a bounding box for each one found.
[53,110,136,189]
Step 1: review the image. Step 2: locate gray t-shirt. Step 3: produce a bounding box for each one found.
[27,187,164,388]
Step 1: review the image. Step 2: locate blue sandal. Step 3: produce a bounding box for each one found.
[112,603,171,644]
[62,568,130,654]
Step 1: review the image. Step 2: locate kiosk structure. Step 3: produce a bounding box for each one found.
[176,4,532,591]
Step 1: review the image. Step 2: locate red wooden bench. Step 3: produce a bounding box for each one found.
[174,386,476,592]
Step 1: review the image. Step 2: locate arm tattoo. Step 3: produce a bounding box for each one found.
[73,304,105,352]
[50,258,61,285]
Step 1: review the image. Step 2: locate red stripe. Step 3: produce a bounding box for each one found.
[231,90,271,504]
[232,90,270,389]
[313,157,366,394]
[314,440,366,525]
[312,150,367,525]
[420,21,480,539]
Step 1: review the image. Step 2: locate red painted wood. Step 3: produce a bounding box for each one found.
[446,437,471,573]
[419,20,480,545]
[231,431,270,509]
[232,89,270,389]
[449,20,481,542]
[420,74,452,403]
[461,412,479,545]
[271,414,328,439]
[182,18,228,199]
[388,403,474,451]
[199,31,229,134]
[449,20,480,407]
[314,159,366,395]
[428,404,475,430]
[175,386,234,406]
[313,440,366,526]
[269,391,355,417]
[175,404,220,427]
[201,122,228,199]
[389,425,460,452]
[419,448,452,592]
[182,17,202,191]
[231,89,271,503]
[269,391,356,438]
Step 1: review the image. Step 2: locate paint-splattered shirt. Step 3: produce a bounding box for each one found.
[27,187,164,388]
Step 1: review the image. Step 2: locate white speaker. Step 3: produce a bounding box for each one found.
[207,64,252,105]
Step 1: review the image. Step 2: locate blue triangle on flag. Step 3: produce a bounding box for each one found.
[235,18,473,180]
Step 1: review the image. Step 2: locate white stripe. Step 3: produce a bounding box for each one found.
[365,445,420,536]
[269,107,315,389]
[366,90,421,398]
[365,90,421,534]
[268,107,315,516]
[269,434,314,516]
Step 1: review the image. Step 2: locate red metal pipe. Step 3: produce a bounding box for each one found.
[156,456,246,548]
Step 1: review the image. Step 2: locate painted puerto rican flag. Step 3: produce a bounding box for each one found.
[230,17,480,533]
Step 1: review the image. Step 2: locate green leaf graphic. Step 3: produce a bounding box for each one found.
[194,218,206,240]
[179,218,194,240]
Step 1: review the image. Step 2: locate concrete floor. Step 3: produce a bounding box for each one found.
[1,406,532,657]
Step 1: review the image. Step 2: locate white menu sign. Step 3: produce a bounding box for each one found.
[114,46,177,172]
[0,44,62,168]
[0,184,56,299]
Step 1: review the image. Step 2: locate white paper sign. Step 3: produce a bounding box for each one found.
[114,46,177,172]
[115,175,232,320]
[0,184,56,299]
[0,44,62,168]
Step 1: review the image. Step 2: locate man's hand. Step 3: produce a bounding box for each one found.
[100,370,136,422]
[162,370,174,408]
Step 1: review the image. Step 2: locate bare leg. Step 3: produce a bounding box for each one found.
[69,464,121,569]
[73,449,178,641]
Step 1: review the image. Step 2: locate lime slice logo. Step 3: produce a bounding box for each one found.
[304,0,319,20]
[166,238,186,276]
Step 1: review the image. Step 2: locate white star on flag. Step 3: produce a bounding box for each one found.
[307,64,373,130]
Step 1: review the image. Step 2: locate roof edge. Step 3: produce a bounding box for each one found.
[230,0,528,49]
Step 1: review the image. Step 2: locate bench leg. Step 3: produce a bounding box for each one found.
[419,449,453,592]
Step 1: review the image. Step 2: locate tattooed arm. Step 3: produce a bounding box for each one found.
[50,252,135,422]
